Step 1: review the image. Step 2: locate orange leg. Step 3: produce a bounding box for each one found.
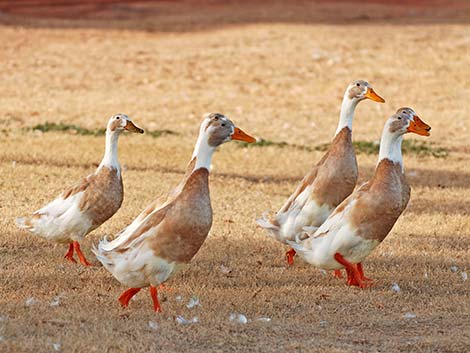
[73,241,93,266]
[149,286,162,313]
[118,288,141,308]
[285,248,296,266]
[357,263,373,282]
[157,283,173,292]
[334,253,370,289]
[333,270,343,278]
[64,243,77,263]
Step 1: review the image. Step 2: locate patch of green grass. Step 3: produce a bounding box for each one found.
[27,122,178,138]
[239,138,448,158]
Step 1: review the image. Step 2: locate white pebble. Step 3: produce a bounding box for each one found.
[175,295,182,302]
[186,296,201,309]
[50,296,60,307]
[52,343,61,352]
[25,297,37,306]
[403,312,416,319]
[148,320,159,330]
[319,320,328,327]
[220,264,232,275]
[229,313,248,324]
[461,272,468,281]
[256,317,271,322]
[175,316,198,325]
[391,283,401,293]
[12,161,16,168]
[319,269,327,276]
[450,266,459,273]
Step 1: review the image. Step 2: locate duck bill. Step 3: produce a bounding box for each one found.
[231,127,256,143]
[407,116,431,136]
[364,87,385,103]
[124,121,144,134]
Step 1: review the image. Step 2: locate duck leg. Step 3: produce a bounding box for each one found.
[356,263,373,282]
[73,241,93,266]
[334,253,370,289]
[285,248,296,266]
[118,288,141,308]
[149,286,162,312]
[63,243,77,263]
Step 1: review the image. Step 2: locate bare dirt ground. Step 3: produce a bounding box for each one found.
[0,1,469,352]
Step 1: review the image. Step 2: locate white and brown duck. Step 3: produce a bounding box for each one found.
[257,80,385,267]
[288,108,431,288]
[94,113,256,312]
[16,114,143,266]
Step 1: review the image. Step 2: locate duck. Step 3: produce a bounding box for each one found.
[16,114,144,266]
[93,113,256,312]
[257,80,385,268]
[287,108,431,288]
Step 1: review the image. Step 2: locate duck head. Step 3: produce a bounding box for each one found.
[388,107,431,137]
[345,80,385,103]
[107,113,144,134]
[199,113,256,146]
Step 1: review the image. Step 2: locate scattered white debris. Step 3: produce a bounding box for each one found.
[175,295,182,302]
[186,296,201,309]
[450,266,459,273]
[12,161,16,168]
[408,171,418,177]
[148,320,159,330]
[424,272,428,278]
[50,296,61,307]
[25,297,37,306]
[255,317,271,323]
[220,264,232,275]
[319,320,328,327]
[319,269,328,276]
[229,313,248,324]
[461,272,468,281]
[403,312,417,319]
[391,283,401,293]
[0,336,4,342]
[52,343,61,352]
[175,316,198,325]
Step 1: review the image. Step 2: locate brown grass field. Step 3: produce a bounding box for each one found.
[0,1,469,352]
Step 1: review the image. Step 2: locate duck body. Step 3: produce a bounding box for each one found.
[17,165,123,244]
[96,165,211,288]
[268,126,358,244]
[16,114,143,265]
[289,108,430,287]
[292,158,410,270]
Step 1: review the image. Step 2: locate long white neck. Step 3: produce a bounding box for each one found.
[99,130,120,171]
[335,95,359,136]
[378,127,404,170]
[192,133,215,171]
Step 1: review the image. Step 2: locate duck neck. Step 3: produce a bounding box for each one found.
[335,96,358,136]
[378,129,404,171]
[192,134,215,171]
[99,130,121,172]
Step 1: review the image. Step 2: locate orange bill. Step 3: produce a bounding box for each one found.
[124,120,144,133]
[407,116,431,136]
[231,127,256,143]
[364,87,385,103]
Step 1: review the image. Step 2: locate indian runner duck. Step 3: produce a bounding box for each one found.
[93,113,256,312]
[16,114,144,266]
[257,80,385,267]
[288,108,431,288]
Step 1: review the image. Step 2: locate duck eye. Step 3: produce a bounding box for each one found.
[398,117,402,120]
[356,83,360,87]
[116,116,120,120]
[221,123,226,127]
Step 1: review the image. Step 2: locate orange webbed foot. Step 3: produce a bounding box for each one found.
[285,248,296,266]
[334,253,371,289]
[118,288,142,308]
[64,243,77,263]
[73,241,93,266]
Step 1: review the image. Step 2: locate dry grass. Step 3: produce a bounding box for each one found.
[0,1,469,352]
